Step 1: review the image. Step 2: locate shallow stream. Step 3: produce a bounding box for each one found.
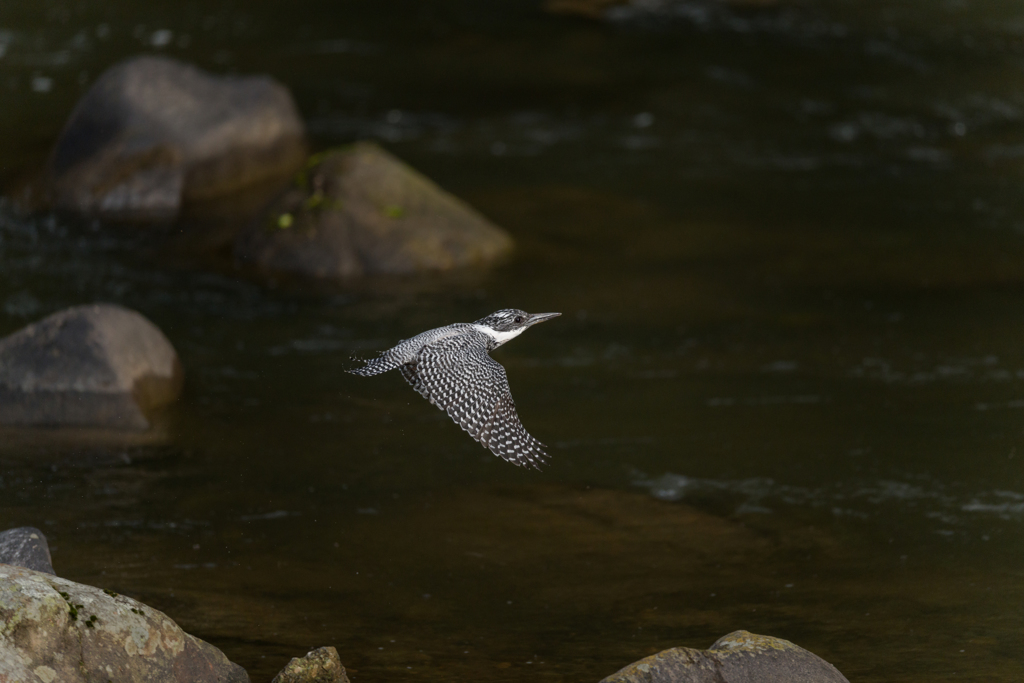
[2,1,1024,681]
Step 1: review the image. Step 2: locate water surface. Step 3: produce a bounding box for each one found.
[2,1,1024,681]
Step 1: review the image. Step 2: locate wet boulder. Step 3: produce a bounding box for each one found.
[0,303,183,430]
[234,142,513,279]
[272,646,350,683]
[47,55,307,222]
[600,630,849,683]
[0,527,55,575]
[0,564,249,683]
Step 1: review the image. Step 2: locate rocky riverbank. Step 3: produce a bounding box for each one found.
[2,494,852,683]
[0,527,350,683]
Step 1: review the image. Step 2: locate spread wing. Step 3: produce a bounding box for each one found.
[399,363,429,399]
[412,334,548,469]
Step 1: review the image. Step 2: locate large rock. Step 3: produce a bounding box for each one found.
[47,55,307,221]
[0,303,183,430]
[234,143,514,278]
[272,646,350,683]
[600,630,849,683]
[0,527,55,575]
[0,563,249,683]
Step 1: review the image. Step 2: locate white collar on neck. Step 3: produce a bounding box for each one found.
[472,324,525,346]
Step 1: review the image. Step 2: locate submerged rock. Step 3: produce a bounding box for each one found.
[272,646,350,683]
[234,142,513,279]
[600,630,849,683]
[47,55,307,221]
[0,564,249,683]
[0,303,183,430]
[0,527,55,575]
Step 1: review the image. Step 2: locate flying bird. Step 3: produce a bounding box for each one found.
[348,309,561,469]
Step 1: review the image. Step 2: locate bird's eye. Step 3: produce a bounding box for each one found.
[514,316,523,323]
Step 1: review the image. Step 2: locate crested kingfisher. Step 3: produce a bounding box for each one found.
[348,309,561,469]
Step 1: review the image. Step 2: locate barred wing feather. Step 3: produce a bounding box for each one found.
[416,335,548,469]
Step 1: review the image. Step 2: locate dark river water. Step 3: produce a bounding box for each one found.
[3,1,1024,681]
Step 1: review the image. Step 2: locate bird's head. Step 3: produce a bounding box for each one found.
[473,309,561,346]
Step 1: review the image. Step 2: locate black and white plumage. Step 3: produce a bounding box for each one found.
[348,309,561,469]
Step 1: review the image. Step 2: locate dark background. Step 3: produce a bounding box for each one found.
[2,1,1024,681]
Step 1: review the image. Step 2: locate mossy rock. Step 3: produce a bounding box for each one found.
[0,564,249,683]
[600,630,849,683]
[272,646,349,683]
[234,142,514,278]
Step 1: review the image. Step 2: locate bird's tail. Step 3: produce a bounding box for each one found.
[347,352,402,376]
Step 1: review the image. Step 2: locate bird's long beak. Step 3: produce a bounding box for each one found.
[525,312,561,326]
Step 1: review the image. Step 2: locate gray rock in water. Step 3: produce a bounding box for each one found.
[234,142,513,278]
[599,630,849,683]
[47,55,307,221]
[0,564,249,683]
[0,303,183,430]
[272,646,350,683]
[0,527,55,575]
